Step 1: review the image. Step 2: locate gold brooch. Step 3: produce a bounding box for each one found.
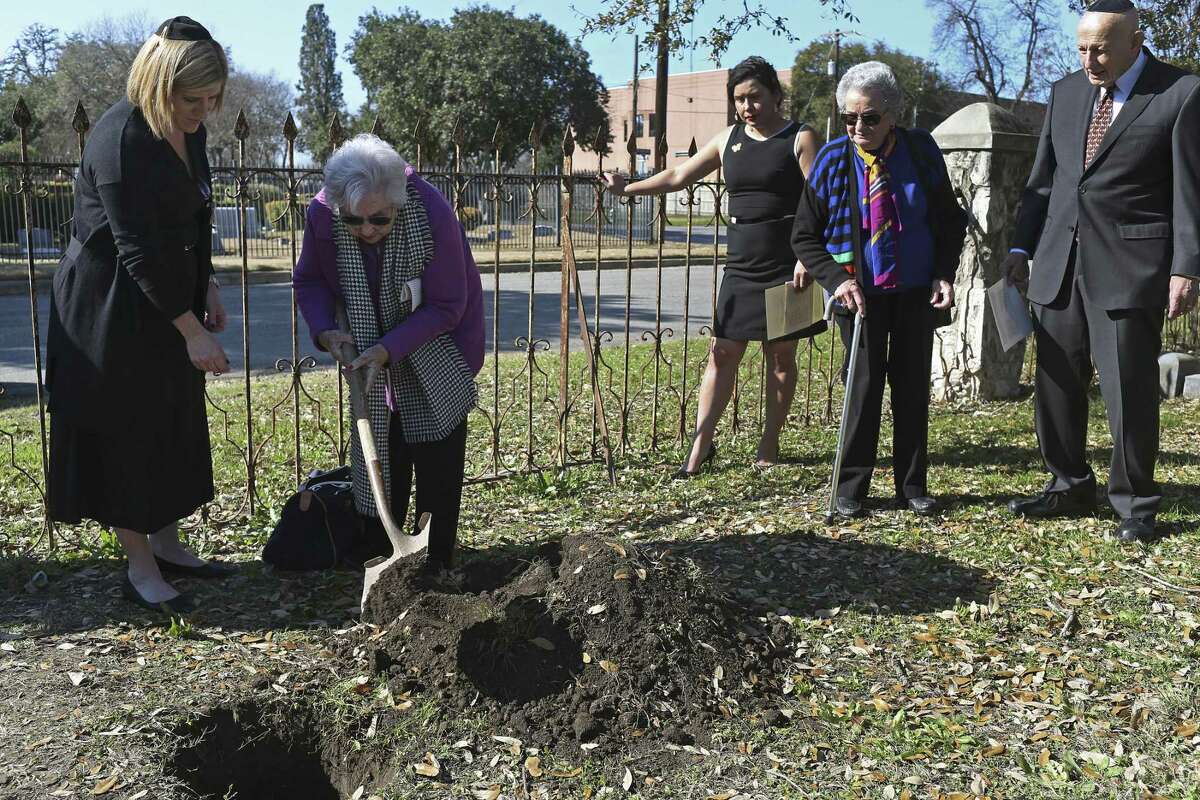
[731,143,743,153]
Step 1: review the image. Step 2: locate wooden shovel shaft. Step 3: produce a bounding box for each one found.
[334,306,410,555]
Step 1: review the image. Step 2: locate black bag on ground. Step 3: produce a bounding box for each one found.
[261,466,359,570]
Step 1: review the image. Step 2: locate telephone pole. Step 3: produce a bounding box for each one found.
[826,29,853,141]
[653,0,669,172]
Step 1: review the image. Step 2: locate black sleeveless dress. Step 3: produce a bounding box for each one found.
[715,120,824,341]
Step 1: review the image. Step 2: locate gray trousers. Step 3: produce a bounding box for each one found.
[1031,257,1163,519]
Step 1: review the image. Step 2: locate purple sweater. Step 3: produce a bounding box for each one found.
[293,168,485,376]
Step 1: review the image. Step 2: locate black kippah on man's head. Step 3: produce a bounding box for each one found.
[156,16,213,41]
[1086,0,1135,12]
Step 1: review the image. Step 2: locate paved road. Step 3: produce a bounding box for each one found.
[0,264,729,393]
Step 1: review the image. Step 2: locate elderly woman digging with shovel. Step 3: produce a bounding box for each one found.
[294,134,484,574]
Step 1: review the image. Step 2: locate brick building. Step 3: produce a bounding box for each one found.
[574,67,792,176]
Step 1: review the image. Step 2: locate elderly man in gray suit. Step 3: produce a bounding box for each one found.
[1004,0,1200,543]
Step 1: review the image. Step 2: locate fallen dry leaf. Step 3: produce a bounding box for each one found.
[91,774,119,796]
[587,604,607,615]
[525,755,543,778]
[412,752,441,778]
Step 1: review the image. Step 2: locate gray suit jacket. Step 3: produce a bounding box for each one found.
[1012,50,1200,309]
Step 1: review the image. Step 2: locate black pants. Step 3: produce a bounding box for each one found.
[359,416,469,568]
[834,288,935,501]
[1032,259,1162,519]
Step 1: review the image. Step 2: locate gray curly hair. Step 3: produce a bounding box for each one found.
[836,61,904,116]
[322,133,408,213]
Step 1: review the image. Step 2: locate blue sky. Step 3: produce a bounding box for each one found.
[1,0,1081,111]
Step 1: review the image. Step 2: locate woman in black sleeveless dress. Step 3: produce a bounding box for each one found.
[603,56,822,475]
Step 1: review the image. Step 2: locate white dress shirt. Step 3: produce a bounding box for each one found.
[1104,48,1148,121]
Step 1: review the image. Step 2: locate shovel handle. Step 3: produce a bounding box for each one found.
[335,304,410,555]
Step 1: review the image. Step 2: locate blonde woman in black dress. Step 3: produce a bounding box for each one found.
[46,17,234,614]
[603,56,822,476]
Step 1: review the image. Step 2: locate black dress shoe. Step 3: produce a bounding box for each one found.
[905,496,940,516]
[1115,517,1156,544]
[672,441,717,480]
[154,556,238,579]
[834,496,864,518]
[1007,490,1096,518]
[122,578,195,615]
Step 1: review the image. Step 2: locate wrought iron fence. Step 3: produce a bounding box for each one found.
[1,97,1197,554]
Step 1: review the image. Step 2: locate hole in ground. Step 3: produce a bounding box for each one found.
[168,703,341,800]
[457,596,582,704]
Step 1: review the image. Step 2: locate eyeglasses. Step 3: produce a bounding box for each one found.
[841,112,883,128]
[340,211,396,227]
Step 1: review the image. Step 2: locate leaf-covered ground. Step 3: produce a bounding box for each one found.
[1,341,1198,799]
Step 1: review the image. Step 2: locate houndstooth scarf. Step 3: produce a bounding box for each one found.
[334,181,478,518]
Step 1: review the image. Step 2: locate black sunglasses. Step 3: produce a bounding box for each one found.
[841,112,883,128]
[340,211,395,227]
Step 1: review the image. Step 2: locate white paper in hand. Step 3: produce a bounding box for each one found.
[987,279,1033,352]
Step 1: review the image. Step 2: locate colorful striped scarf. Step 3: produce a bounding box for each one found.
[855,131,901,289]
[809,132,906,287]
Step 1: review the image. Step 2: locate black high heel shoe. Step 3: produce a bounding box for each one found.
[672,441,717,480]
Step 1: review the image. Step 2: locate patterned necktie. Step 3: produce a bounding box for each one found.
[1085,88,1113,167]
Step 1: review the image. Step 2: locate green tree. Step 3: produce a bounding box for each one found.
[295,3,346,161]
[789,38,953,132]
[349,7,610,165]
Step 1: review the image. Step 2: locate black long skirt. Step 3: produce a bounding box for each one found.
[47,367,214,534]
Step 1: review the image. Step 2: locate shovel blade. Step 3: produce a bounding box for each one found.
[360,512,432,613]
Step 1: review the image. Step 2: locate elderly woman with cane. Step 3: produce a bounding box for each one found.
[294,134,484,570]
[46,17,234,614]
[792,61,967,519]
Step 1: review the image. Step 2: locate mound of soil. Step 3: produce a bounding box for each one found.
[353,533,796,755]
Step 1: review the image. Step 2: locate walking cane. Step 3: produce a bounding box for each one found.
[825,302,864,524]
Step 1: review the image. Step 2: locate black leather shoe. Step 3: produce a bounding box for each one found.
[905,496,940,516]
[834,496,864,518]
[1007,490,1096,518]
[154,556,238,579]
[122,578,195,615]
[1115,517,1156,544]
[672,441,717,480]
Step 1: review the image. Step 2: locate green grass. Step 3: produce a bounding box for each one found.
[2,335,1200,798]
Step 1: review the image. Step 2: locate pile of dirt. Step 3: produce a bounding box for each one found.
[351,533,797,755]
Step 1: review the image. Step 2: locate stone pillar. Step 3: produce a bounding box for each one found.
[930,103,1038,401]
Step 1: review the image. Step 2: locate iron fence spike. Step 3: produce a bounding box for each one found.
[70,102,90,135]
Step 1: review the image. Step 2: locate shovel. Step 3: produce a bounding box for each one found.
[825,302,864,525]
[331,306,430,610]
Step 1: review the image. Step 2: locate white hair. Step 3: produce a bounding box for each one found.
[322,133,408,213]
[836,61,904,115]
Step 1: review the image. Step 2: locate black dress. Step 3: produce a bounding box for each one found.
[46,99,215,534]
[716,120,824,341]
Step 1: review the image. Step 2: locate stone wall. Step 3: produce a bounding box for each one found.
[930,104,1038,401]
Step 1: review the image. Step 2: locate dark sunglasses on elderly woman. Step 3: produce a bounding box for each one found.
[841,112,883,128]
[340,211,395,227]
